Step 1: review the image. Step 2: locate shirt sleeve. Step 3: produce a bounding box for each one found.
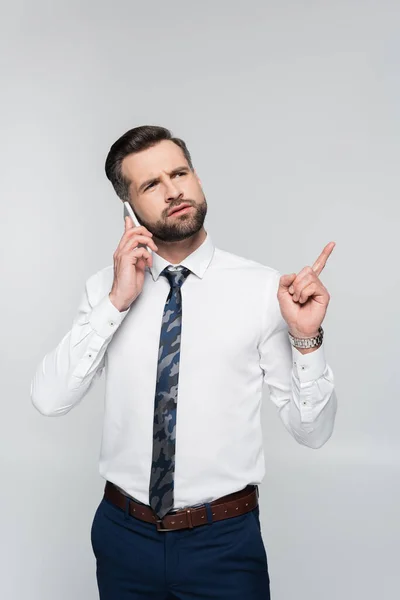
[30,270,130,417]
[258,270,337,449]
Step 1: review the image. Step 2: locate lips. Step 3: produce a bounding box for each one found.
[168,203,192,217]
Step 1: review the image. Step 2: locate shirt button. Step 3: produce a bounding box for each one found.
[302,401,308,406]
[109,321,115,327]
[300,365,306,370]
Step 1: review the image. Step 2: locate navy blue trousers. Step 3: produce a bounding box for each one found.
[91,494,270,599]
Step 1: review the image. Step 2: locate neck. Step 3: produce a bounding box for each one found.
[154,228,207,264]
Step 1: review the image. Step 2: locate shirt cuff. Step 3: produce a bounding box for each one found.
[292,342,327,383]
[89,293,130,339]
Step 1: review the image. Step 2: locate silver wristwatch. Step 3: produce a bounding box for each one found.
[288,326,324,349]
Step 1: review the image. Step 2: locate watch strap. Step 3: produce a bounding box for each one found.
[288,326,324,349]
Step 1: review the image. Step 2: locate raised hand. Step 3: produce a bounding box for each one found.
[277,242,335,338]
[109,216,158,312]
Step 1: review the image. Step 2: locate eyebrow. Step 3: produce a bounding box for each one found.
[138,166,190,193]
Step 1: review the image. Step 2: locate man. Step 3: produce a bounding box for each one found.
[31,125,337,599]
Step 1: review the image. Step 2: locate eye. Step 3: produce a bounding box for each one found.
[174,171,186,178]
[145,181,157,191]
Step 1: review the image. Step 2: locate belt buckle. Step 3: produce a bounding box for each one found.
[156,508,194,532]
[156,518,175,532]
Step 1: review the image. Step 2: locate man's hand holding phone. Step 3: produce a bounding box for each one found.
[109,216,158,312]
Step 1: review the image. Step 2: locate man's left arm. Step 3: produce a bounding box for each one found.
[259,242,338,449]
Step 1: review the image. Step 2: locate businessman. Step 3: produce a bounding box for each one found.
[31,125,337,599]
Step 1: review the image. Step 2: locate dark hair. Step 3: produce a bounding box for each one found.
[105,125,194,201]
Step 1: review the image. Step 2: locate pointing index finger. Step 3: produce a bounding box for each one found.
[312,241,336,276]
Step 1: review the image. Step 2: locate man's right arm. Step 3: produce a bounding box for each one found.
[30,270,130,417]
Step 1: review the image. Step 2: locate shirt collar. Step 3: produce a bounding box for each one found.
[149,232,215,281]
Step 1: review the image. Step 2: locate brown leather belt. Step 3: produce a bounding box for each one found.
[104,481,259,532]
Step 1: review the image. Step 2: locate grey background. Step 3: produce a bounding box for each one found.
[1,1,399,598]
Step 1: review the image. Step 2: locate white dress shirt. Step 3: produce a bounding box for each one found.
[31,233,337,509]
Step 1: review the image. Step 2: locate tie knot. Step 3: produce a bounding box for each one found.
[162,266,191,289]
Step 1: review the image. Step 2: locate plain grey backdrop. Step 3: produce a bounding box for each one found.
[1,1,399,598]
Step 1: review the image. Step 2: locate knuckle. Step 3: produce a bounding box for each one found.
[129,226,142,235]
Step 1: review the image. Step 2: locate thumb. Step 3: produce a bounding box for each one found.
[278,273,297,291]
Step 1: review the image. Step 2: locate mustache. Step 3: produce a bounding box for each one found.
[164,200,196,216]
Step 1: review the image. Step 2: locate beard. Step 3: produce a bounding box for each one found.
[137,196,208,243]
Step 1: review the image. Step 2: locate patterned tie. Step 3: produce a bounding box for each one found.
[149,265,191,519]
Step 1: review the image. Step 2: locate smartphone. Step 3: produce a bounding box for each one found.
[123,201,151,253]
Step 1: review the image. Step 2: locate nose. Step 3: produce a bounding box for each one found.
[164,179,182,202]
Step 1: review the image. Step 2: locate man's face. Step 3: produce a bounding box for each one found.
[121,140,207,242]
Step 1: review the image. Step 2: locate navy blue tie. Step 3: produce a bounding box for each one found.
[149,266,191,519]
